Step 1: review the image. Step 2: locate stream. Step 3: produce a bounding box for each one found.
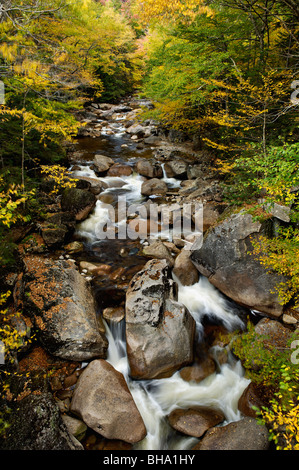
[69,113,251,450]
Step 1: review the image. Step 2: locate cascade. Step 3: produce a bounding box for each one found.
[71,117,250,450]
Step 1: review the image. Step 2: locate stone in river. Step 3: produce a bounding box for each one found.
[125,259,195,379]
[70,359,147,444]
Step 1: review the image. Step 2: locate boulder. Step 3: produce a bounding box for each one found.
[23,256,108,361]
[192,417,269,450]
[93,154,114,173]
[200,203,222,232]
[262,200,291,223]
[179,356,216,383]
[0,392,83,450]
[144,135,162,145]
[136,159,163,179]
[168,406,225,438]
[107,164,133,177]
[64,241,84,254]
[125,259,196,379]
[113,105,132,113]
[61,188,96,222]
[41,224,68,248]
[73,176,108,195]
[143,240,175,267]
[126,123,147,138]
[103,306,125,323]
[238,382,270,418]
[41,211,76,247]
[254,317,292,350]
[141,178,168,197]
[190,210,287,317]
[70,359,147,444]
[163,160,188,179]
[187,164,205,180]
[173,248,199,286]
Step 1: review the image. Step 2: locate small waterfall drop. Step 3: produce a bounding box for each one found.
[103,275,250,451]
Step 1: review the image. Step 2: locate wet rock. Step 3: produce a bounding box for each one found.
[238,382,270,418]
[23,256,108,361]
[70,359,147,444]
[191,210,287,317]
[168,406,225,438]
[80,262,109,276]
[125,259,195,379]
[179,355,216,383]
[107,164,133,177]
[142,239,175,267]
[103,306,125,323]
[0,392,83,450]
[93,154,114,174]
[61,188,96,222]
[74,176,108,195]
[192,417,269,450]
[126,123,147,138]
[173,248,199,286]
[163,160,188,179]
[136,159,163,178]
[113,105,132,113]
[141,178,168,196]
[127,218,161,240]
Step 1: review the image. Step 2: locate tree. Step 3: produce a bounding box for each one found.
[0,0,141,185]
[141,0,298,152]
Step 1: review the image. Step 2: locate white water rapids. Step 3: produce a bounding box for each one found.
[103,272,249,450]
[71,125,251,450]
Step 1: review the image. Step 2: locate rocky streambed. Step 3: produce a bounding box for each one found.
[1,97,298,451]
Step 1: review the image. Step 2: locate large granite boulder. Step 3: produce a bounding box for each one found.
[23,256,108,361]
[70,359,147,444]
[125,259,196,379]
[190,210,287,317]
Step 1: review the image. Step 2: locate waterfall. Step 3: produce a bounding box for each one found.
[174,273,245,339]
[103,276,250,451]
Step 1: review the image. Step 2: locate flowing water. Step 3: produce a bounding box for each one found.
[70,116,251,450]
